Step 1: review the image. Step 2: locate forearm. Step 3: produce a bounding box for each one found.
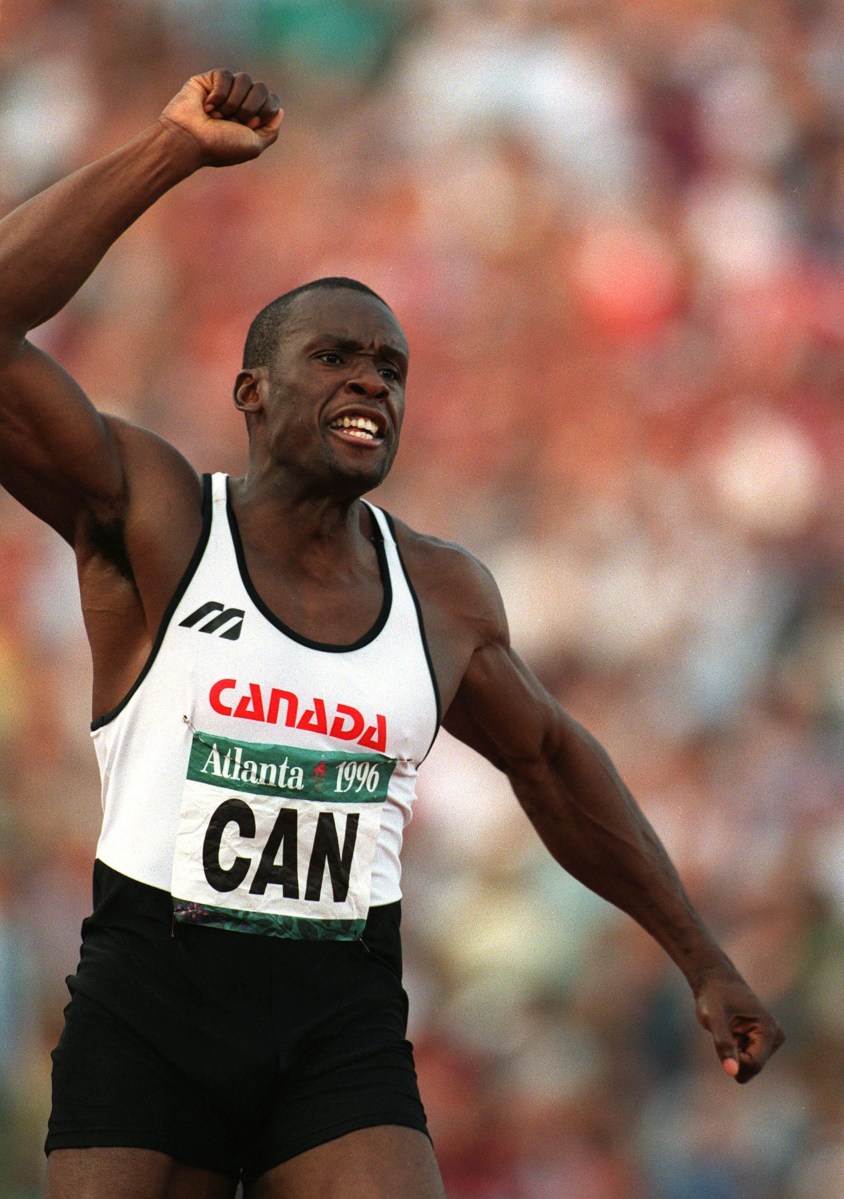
[512,717,736,992]
[446,618,783,1078]
[0,119,202,341]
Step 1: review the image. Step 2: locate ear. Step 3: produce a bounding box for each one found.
[233,367,268,414]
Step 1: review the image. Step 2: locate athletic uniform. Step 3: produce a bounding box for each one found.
[47,473,441,1183]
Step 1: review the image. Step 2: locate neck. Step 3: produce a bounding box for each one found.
[229,467,374,565]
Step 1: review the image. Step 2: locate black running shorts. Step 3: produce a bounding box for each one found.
[46,862,428,1186]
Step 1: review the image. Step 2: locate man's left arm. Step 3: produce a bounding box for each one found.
[441,568,784,1084]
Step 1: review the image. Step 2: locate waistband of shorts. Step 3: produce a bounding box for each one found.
[83,858,402,959]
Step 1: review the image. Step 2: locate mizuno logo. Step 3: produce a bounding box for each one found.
[179,602,245,641]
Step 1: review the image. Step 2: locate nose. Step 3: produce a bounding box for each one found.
[345,364,388,398]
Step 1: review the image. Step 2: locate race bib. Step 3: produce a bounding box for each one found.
[171,730,395,939]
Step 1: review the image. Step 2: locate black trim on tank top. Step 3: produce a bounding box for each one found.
[225,484,393,654]
[382,510,442,759]
[90,473,215,731]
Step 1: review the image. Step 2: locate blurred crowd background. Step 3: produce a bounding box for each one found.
[0,0,842,1195]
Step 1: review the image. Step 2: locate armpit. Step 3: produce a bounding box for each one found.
[81,511,136,586]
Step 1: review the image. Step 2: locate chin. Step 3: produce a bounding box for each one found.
[349,465,391,496]
[326,448,394,494]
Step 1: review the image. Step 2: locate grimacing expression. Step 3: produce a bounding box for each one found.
[262,288,409,491]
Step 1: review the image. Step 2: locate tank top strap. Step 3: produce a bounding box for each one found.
[362,501,390,546]
[210,471,229,506]
[204,473,242,572]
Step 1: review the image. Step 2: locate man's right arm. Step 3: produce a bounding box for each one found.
[408,534,784,1084]
[0,70,282,541]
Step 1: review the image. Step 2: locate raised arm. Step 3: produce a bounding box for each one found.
[0,70,282,539]
[440,556,784,1084]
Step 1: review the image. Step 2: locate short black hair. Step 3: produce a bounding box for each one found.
[242,277,392,370]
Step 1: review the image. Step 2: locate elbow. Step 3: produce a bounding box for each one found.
[505,745,559,810]
[502,706,571,796]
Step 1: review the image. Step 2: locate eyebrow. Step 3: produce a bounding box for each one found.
[312,334,409,368]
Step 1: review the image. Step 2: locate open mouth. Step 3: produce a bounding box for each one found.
[327,413,386,444]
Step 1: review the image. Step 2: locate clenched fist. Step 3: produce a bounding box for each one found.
[695,969,785,1084]
[159,69,283,167]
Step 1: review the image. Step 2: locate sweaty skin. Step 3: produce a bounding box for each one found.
[0,69,783,1199]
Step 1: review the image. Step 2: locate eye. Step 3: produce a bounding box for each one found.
[379,365,400,381]
[316,351,344,365]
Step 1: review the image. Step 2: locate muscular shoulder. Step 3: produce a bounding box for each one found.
[78,414,203,603]
[105,413,201,494]
[390,514,507,642]
[79,416,206,720]
[384,511,510,710]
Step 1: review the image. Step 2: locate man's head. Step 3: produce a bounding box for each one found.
[234,279,409,497]
[242,278,392,373]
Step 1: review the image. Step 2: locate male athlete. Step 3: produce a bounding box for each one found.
[0,70,783,1199]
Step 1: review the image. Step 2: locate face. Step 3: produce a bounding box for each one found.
[242,288,409,495]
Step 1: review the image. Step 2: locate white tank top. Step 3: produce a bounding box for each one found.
[92,473,440,940]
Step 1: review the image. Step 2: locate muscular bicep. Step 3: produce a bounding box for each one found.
[443,634,558,777]
[0,339,125,540]
[412,535,557,773]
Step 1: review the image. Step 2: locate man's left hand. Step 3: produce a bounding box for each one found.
[695,971,785,1083]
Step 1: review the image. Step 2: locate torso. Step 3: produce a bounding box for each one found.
[91,472,441,924]
[78,444,484,726]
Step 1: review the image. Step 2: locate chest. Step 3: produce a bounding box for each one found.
[164,504,436,765]
[242,550,385,649]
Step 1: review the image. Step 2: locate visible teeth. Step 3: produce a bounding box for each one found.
[330,415,380,438]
